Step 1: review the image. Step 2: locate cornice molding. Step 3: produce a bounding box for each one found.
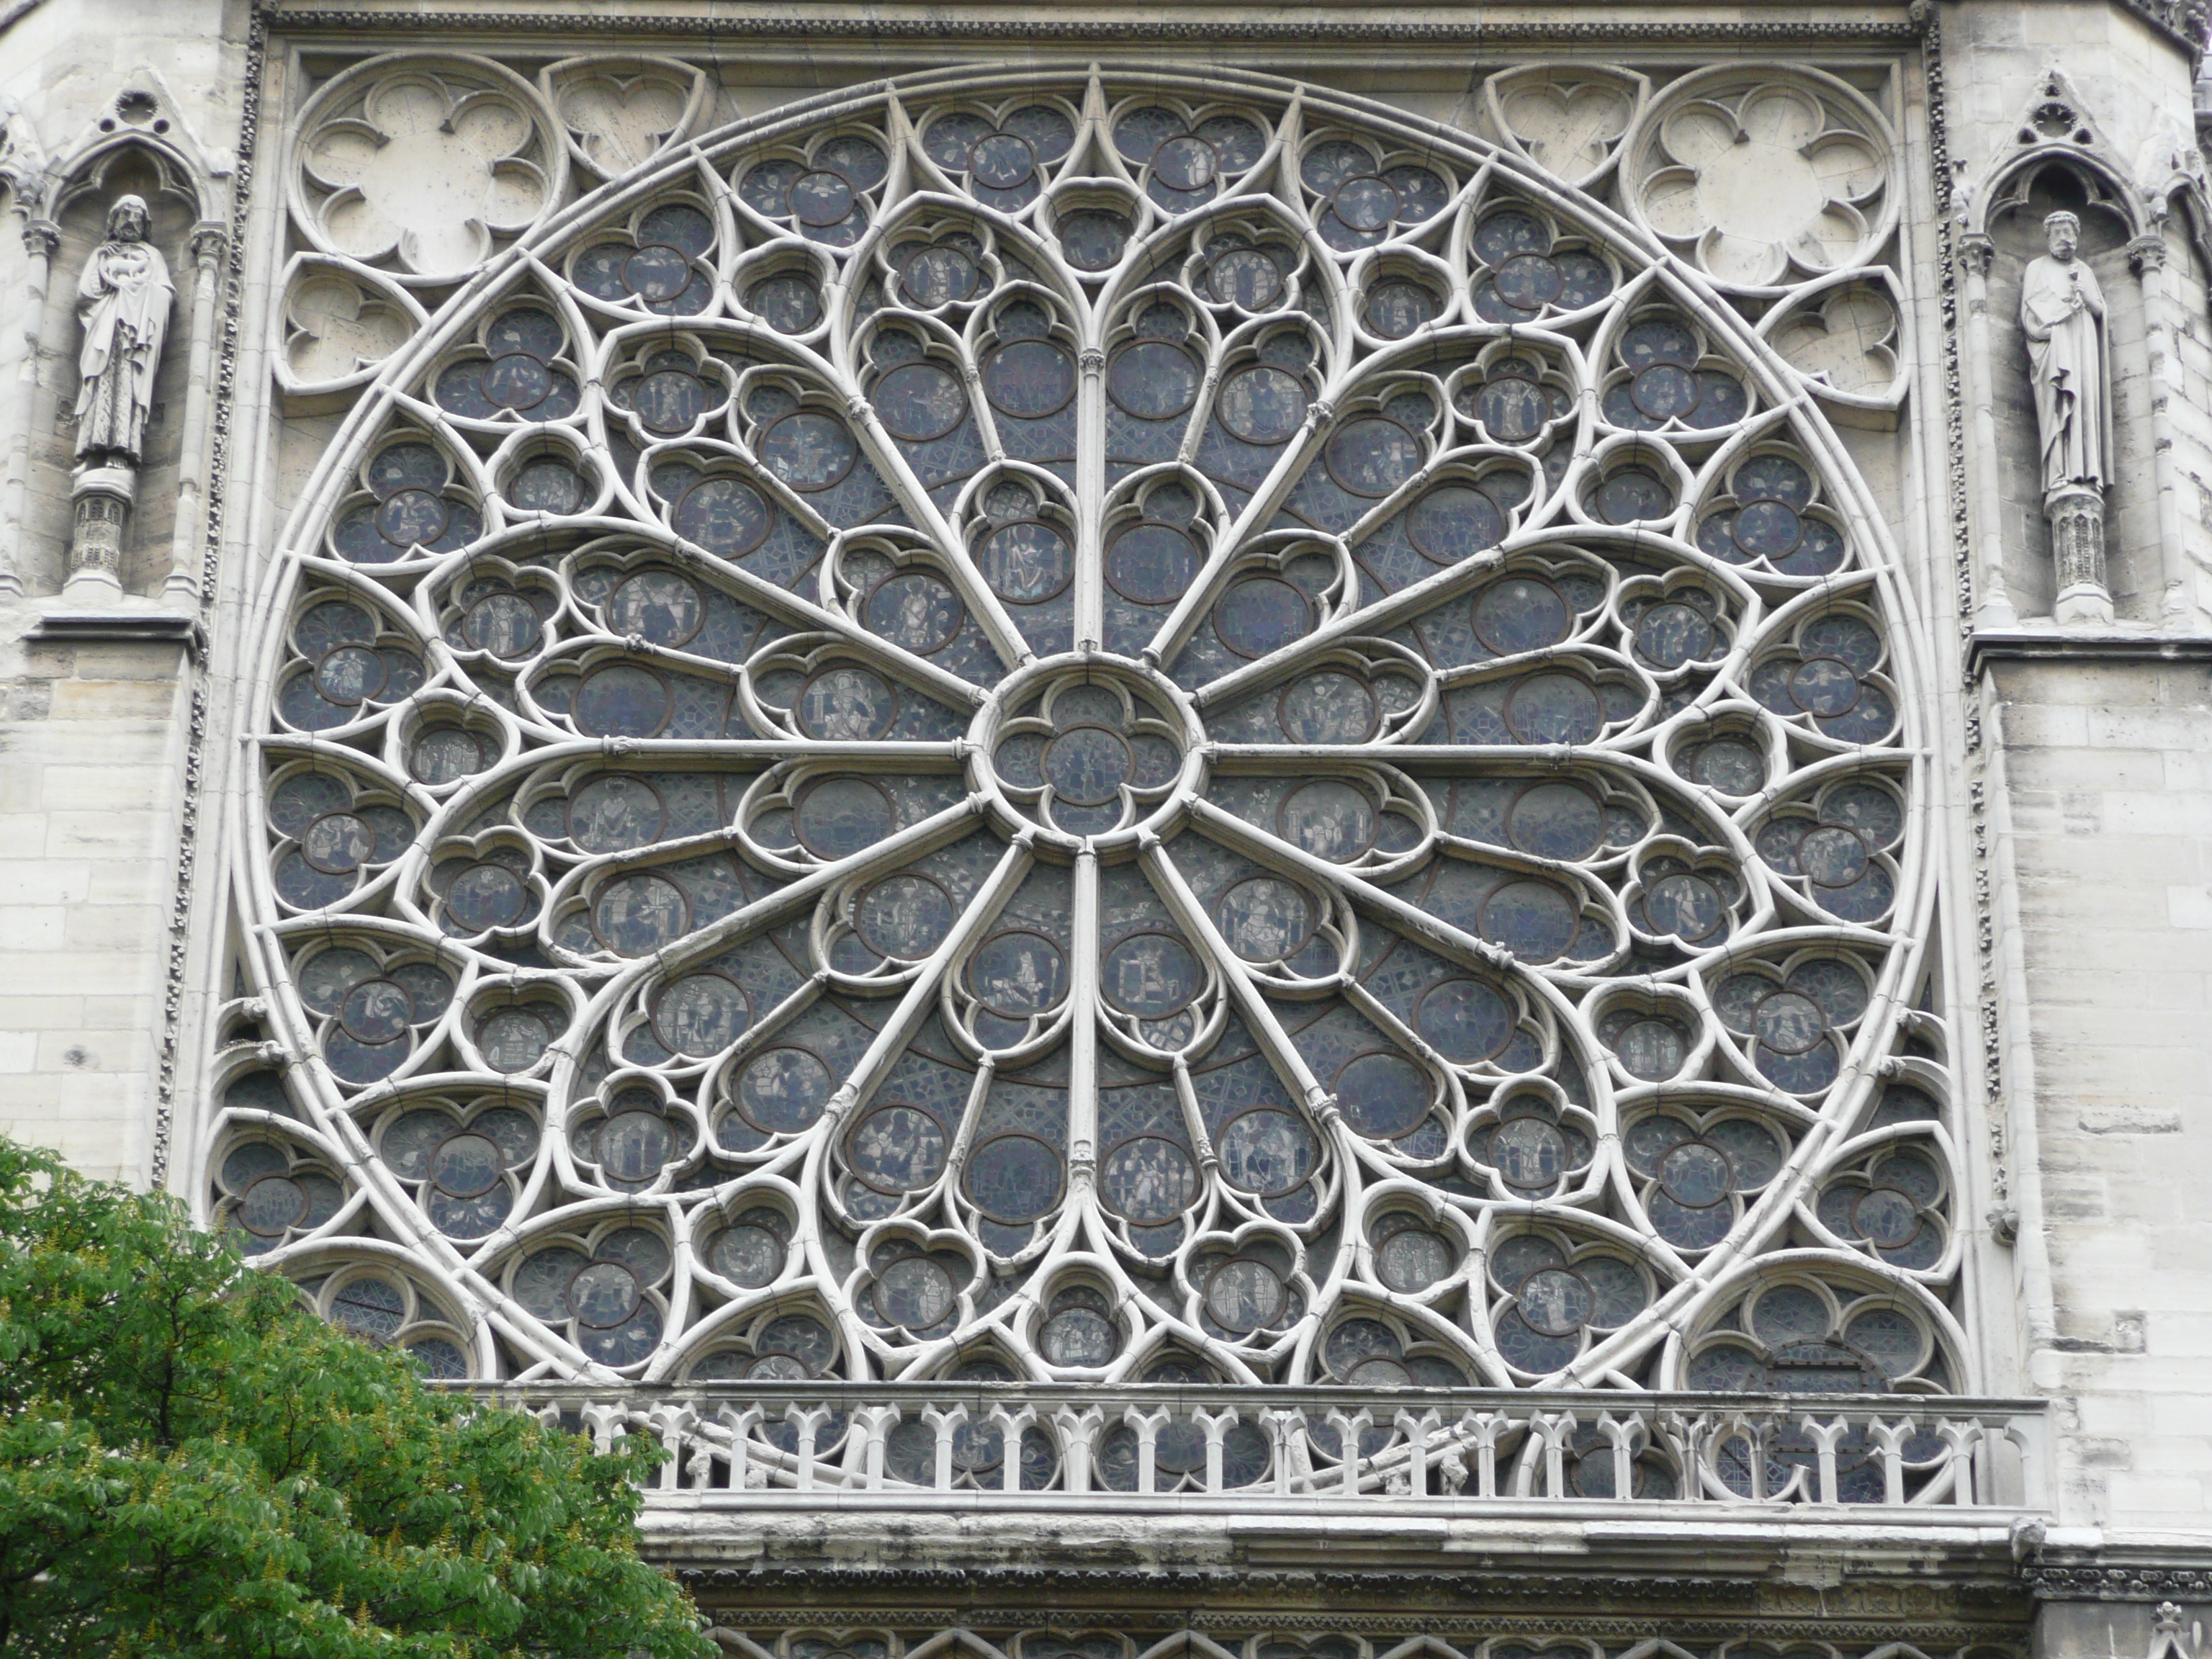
[24,609,205,657]
[660,1562,2032,1615]
[2024,1565,2212,1602]
[1968,629,2212,675]
[668,1567,1763,1603]
[253,4,1926,45]
[247,0,2208,60]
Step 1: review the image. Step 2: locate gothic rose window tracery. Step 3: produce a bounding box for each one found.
[220,63,1957,1411]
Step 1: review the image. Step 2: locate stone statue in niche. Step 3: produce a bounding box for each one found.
[73,194,173,464]
[2020,210,2116,624]
[66,194,174,597]
[2022,210,2111,493]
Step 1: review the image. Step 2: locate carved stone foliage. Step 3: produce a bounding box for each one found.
[219,61,1956,1393]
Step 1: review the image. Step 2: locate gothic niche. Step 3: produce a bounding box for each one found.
[43,147,197,598]
[67,194,173,587]
[1982,164,2140,622]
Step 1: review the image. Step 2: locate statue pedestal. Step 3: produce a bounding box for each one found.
[63,462,133,605]
[2046,483,2114,626]
[2054,583,2116,626]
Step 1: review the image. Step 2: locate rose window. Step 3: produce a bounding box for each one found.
[224,66,1956,1401]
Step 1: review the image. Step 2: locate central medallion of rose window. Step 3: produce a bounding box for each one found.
[981,659,1200,841]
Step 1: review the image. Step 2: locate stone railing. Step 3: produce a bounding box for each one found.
[457,1384,2049,1517]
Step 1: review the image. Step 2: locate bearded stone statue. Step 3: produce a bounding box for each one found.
[73,194,174,466]
[2020,210,2112,493]
[2020,210,2115,622]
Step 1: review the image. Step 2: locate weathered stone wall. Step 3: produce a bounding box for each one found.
[0,0,240,1183]
[0,631,191,1181]
[1985,651,2212,1527]
[1938,0,2212,1542]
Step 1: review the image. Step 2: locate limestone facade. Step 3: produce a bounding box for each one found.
[4,2,2212,1656]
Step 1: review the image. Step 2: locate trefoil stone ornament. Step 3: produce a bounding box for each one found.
[67,193,173,598]
[2020,210,2113,624]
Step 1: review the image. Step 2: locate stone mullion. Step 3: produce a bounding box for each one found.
[1137,832,1339,1140]
[840,389,1033,671]
[1074,343,1107,649]
[1066,845,1102,1202]
[802,835,1037,1264]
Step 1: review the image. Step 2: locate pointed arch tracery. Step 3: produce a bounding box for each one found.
[213,60,1961,1404]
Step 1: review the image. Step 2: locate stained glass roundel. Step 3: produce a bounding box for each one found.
[233,66,1948,1398]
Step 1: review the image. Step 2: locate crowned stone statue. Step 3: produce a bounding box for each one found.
[2020,210,2114,623]
[73,194,173,466]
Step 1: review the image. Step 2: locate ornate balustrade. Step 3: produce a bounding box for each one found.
[453,1385,2048,1518]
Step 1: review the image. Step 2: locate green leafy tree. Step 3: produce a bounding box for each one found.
[0,1136,714,1659]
